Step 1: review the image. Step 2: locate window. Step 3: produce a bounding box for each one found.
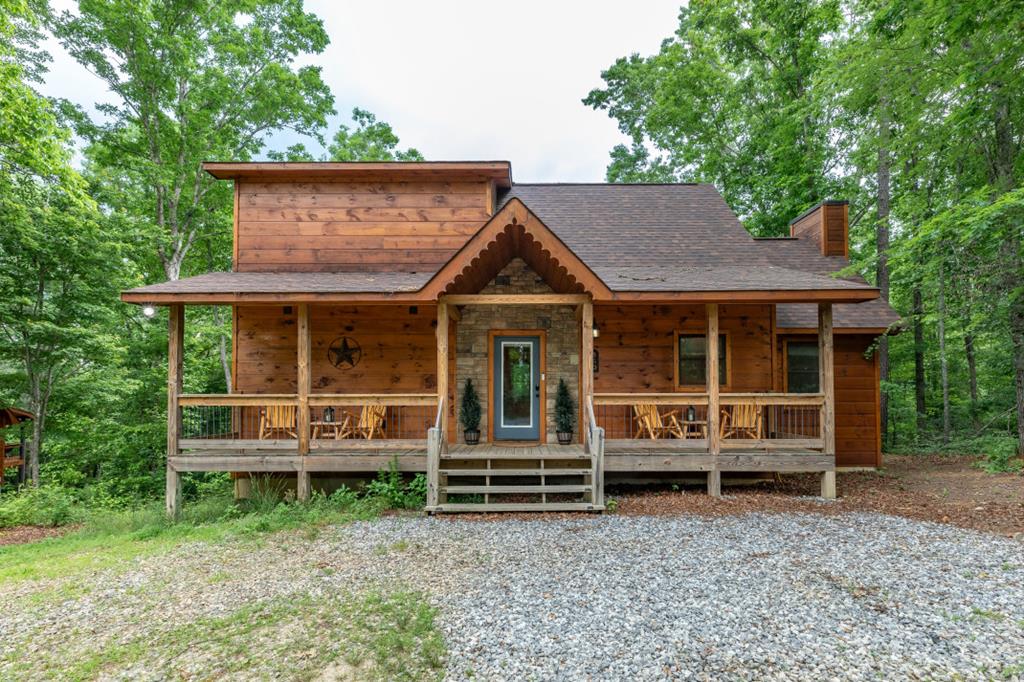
[786,342,820,393]
[676,333,727,387]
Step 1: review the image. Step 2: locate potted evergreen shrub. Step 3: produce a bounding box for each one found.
[460,378,481,445]
[554,379,576,445]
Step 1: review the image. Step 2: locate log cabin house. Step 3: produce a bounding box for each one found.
[121,162,898,514]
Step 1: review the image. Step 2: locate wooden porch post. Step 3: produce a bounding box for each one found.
[819,302,837,499]
[436,302,449,448]
[166,304,184,518]
[580,299,594,448]
[296,303,311,502]
[706,303,721,497]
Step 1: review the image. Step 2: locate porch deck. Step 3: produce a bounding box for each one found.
[169,440,833,474]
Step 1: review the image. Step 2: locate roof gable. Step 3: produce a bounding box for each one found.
[419,198,613,298]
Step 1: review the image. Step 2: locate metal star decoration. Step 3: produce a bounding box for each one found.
[327,337,361,369]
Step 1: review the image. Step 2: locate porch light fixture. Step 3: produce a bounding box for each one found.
[592,322,600,339]
[142,304,157,318]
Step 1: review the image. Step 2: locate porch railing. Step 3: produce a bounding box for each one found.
[177,393,438,452]
[591,392,825,452]
[720,393,824,451]
[593,393,710,444]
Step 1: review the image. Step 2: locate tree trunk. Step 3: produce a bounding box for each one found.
[1011,301,1024,456]
[214,306,232,393]
[26,374,48,486]
[937,262,951,444]
[964,332,979,427]
[991,86,1024,455]
[205,242,232,392]
[877,105,891,445]
[913,288,926,434]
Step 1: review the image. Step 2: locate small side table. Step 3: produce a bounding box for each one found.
[681,419,707,439]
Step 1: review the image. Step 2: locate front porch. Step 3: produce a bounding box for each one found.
[164,289,838,513]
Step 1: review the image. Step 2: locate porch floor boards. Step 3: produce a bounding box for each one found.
[171,442,833,473]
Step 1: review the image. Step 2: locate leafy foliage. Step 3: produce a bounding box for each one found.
[590,0,1024,466]
[460,378,481,431]
[554,379,576,433]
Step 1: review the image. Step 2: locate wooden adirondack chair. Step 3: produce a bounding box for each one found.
[338,404,387,440]
[720,403,763,439]
[258,405,297,440]
[632,403,685,440]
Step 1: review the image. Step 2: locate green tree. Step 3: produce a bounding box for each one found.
[51,0,336,281]
[0,0,124,484]
[269,107,424,162]
[585,0,844,235]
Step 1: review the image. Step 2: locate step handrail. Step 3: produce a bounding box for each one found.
[587,395,605,509]
[426,396,444,509]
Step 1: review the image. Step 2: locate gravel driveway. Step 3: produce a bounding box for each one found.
[3,512,1023,680]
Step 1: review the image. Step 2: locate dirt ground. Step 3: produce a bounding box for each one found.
[0,524,70,547]
[1,455,1021,546]
[613,454,1024,537]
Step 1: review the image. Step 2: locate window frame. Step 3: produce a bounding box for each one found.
[673,330,730,391]
[783,339,821,394]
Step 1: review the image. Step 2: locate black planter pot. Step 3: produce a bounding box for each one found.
[463,429,480,445]
[556,431,573,445]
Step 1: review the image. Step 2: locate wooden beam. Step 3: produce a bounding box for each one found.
[439,293,591,306]
[296,303,311,501]
[706,303,721,497]
[307,394,438,407]
[581,300,594,449]
[485,179,496,216]
[166,304,184,518]
[436,302,449,450]
[179,394,296,406]
[593,393,710,406]
[819,302,836,499]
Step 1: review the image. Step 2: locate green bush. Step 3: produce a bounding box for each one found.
[0,486,85,528]
[555,378,576,433]
[460,378,481,431]
[364,460,427,509]
[973,435,1023,473]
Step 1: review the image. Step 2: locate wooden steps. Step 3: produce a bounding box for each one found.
[441,451,590,460]
[426,502,601,513]
[439,467,587,477]
[430,443,604,514]
[444,484,592,494]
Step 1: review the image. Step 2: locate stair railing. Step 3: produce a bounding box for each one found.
[587,395,605,509]
[426,396,444,509]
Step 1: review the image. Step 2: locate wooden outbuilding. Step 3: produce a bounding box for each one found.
[121,162,898,515]
[0,406,32,487]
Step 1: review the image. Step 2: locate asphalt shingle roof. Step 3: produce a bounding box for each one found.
[124,181,897,329]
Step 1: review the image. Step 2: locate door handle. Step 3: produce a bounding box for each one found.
[534,385,540,397]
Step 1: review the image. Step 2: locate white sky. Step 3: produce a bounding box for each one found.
[39,1,682,182]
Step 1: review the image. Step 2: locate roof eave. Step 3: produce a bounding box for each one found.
[600,288,879,304]
[201,161,513,187]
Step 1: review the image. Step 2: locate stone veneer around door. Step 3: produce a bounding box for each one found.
[453,258,581,443]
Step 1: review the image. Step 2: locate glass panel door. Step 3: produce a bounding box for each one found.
[492,335,541,440]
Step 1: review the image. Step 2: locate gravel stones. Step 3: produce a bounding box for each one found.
[3,512,1022,681]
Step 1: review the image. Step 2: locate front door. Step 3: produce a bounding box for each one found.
[492,335,541,441]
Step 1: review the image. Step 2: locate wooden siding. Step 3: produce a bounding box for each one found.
[777,333,880,468]
[234,304,438,394]
[593,304,773,393]
[790,202,848,257]
[235,181,490,272]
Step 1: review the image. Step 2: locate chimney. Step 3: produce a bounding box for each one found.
[789,200,849,257]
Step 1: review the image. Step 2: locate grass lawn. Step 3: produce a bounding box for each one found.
[0,481,446,681]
